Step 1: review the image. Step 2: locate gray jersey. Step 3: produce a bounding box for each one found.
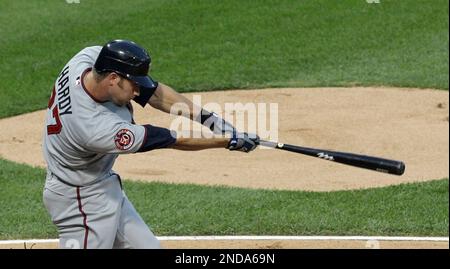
[43,46,173,186]
[43,42,175,249]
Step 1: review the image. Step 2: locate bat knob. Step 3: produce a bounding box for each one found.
[395,162,406,176]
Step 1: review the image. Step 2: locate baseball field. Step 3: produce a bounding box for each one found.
[0,0,448,249]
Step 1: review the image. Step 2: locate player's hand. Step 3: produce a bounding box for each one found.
[227,132,260,153]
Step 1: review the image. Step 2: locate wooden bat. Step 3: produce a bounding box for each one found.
[259,140,405,175]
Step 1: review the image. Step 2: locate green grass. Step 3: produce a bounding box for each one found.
[0,158,448,239]
[0,159,56,239]
[0,0,448,118]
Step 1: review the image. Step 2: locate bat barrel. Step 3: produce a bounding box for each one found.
[260,140,405,176]
[326,150,406,175]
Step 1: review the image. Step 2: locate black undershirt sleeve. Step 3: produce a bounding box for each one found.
[137,124,177,152]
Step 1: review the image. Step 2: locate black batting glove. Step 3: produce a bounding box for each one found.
[227,132,260,153]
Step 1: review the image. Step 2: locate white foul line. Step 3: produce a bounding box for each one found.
[157,236,449,241]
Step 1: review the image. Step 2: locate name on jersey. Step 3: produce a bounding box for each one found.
[56,66,72,115]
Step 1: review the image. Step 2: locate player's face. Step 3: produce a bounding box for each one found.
[110,74,140,106]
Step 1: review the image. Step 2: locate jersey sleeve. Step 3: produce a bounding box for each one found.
[74,119,176,154]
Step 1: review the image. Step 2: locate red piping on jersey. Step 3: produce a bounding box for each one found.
[48,86,56,108]
[76,187,89,249]
[80,67,107,103]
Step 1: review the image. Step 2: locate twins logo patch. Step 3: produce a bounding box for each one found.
[114,129,135,150]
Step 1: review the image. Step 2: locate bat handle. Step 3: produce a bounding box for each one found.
[259,140,279,148]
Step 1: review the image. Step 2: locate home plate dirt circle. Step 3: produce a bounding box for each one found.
[0,87,448,248]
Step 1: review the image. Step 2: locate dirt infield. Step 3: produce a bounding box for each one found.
[0,87,448,191]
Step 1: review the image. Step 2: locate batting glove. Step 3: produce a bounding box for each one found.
[227,132,260,153]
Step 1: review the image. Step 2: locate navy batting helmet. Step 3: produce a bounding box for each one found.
[94,39,157,90]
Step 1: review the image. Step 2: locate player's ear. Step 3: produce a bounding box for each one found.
[108,72,120,86]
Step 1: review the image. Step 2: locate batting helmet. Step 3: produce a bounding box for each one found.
[94,39,157,90]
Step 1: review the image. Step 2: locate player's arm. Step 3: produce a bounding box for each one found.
[147,83,236,135]
[170,137,229,151]
[147,83,193,115]
[170,135,258,152]
[81,115,257,154]
[139,128,258,152]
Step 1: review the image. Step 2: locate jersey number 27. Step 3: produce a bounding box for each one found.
[47,86,62,135]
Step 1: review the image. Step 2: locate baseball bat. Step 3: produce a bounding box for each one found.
[259,140,405,176]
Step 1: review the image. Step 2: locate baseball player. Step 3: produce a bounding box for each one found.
[42,39,259,249]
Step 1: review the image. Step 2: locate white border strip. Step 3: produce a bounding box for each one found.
[0,236,448,245]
